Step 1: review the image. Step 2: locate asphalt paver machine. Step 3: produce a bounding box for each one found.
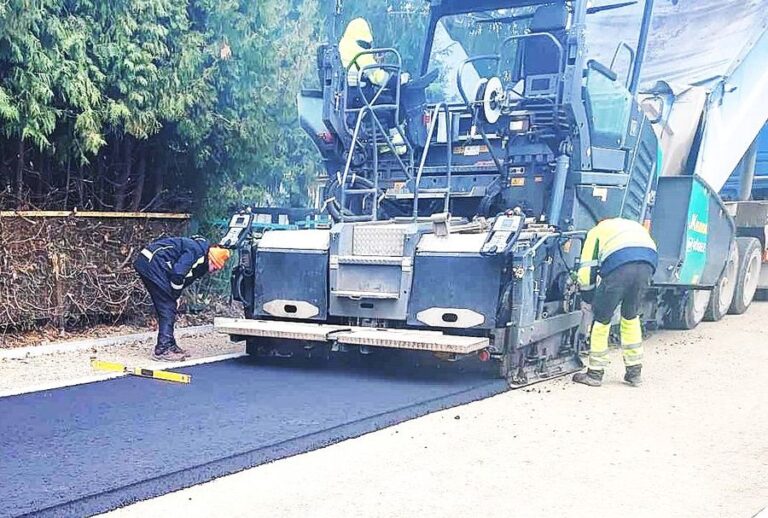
[217,0,768,385]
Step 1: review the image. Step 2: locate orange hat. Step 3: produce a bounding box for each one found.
[208,246,231,270]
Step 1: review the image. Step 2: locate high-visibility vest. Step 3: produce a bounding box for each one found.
[339,18,389,86]
[577,218,658,290]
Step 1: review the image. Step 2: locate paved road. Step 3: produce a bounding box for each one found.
[104,306,768,518]
[0,355,504,517]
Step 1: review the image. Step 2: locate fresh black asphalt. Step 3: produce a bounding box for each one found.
[0,355,506,517]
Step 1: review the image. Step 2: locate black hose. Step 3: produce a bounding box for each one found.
[478,178,502,217]
[323,174,407,222]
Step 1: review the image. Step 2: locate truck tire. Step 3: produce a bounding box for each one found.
[665,289,711,330]
[728,237,762,315]
[704,242,738,322]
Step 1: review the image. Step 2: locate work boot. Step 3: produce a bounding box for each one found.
[572,369,603,387]
[152,348,186,362]
[624,365,643,387]
[169,343,190,359]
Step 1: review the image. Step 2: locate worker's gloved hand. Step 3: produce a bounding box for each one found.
[580,288,595,305]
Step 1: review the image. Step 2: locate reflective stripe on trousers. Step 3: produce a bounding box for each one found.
[621,317,643,366]
[589,321,611,371]
[589,318,644,370]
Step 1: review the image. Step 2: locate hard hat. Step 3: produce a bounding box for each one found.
[208,246,231,270]
[345,17,373,44]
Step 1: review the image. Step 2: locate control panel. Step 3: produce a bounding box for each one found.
[481,214,523,255]
[219,213,255,249]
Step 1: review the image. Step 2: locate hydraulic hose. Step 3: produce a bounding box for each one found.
[323,174,406,222]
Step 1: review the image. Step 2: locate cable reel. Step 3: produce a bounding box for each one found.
[474,76,505,124]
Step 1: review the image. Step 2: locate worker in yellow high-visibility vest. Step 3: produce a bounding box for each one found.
[339,18,410,88]
[339,18,410,155]
[574,218,658,387]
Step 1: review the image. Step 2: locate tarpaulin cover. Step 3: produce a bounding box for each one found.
[586,0,768,89]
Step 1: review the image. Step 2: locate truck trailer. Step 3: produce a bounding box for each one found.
[216,0,768,385]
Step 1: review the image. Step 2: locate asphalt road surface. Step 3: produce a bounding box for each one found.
[106,306,768,518]
[0,355,505,517]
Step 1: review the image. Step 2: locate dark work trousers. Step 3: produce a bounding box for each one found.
[348,75,401,129]
[138,275,177,353]
[591,262,654,325]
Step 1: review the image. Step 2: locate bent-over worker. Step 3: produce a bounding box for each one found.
[573,218,658,387]
[134,236,231,361]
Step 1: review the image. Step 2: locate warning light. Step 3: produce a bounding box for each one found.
[478,349,491,362]
[318,132,335,144]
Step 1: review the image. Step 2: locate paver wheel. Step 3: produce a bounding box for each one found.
[665,289,711,330]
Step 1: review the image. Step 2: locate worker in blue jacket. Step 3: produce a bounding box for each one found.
[134,236,231,361]
[573,218,658,387]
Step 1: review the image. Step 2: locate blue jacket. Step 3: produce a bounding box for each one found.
[134,237,210,298]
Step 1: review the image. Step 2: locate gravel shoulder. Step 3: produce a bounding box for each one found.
[0,327,242,393]
[102,304,768,518]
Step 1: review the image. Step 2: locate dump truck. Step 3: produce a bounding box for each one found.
[216,0,768,385]
[720,124,768,203]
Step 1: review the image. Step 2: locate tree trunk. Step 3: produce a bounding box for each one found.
[15,137,24,202]
[77,161,84,208]
[130,144,147,211]
[0,137,5,193]
[151,147,167,208]
[64,157,72,209]
[114,136,133,211]
[37,151,48,201]
[96,152,105,209]
[105,138,122,210]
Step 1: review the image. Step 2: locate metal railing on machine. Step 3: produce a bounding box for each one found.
[339,48,414,222]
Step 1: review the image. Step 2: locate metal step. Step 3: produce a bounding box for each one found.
[331,289,400,300]
[214,318,490,354]
[344,188,378,195]
[385,189,482,200]
[336,255,405,266]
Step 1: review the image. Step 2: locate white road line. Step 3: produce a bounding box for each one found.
[0,325,214,360]
[0,352,248,399]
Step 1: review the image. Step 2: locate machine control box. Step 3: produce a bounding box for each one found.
[220,213,255,249]
[481,215,523,255]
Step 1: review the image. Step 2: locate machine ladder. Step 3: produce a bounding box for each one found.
[412,103,454,218]
[340,49,414,222]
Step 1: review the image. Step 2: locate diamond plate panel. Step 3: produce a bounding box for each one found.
[352,225,406,256]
